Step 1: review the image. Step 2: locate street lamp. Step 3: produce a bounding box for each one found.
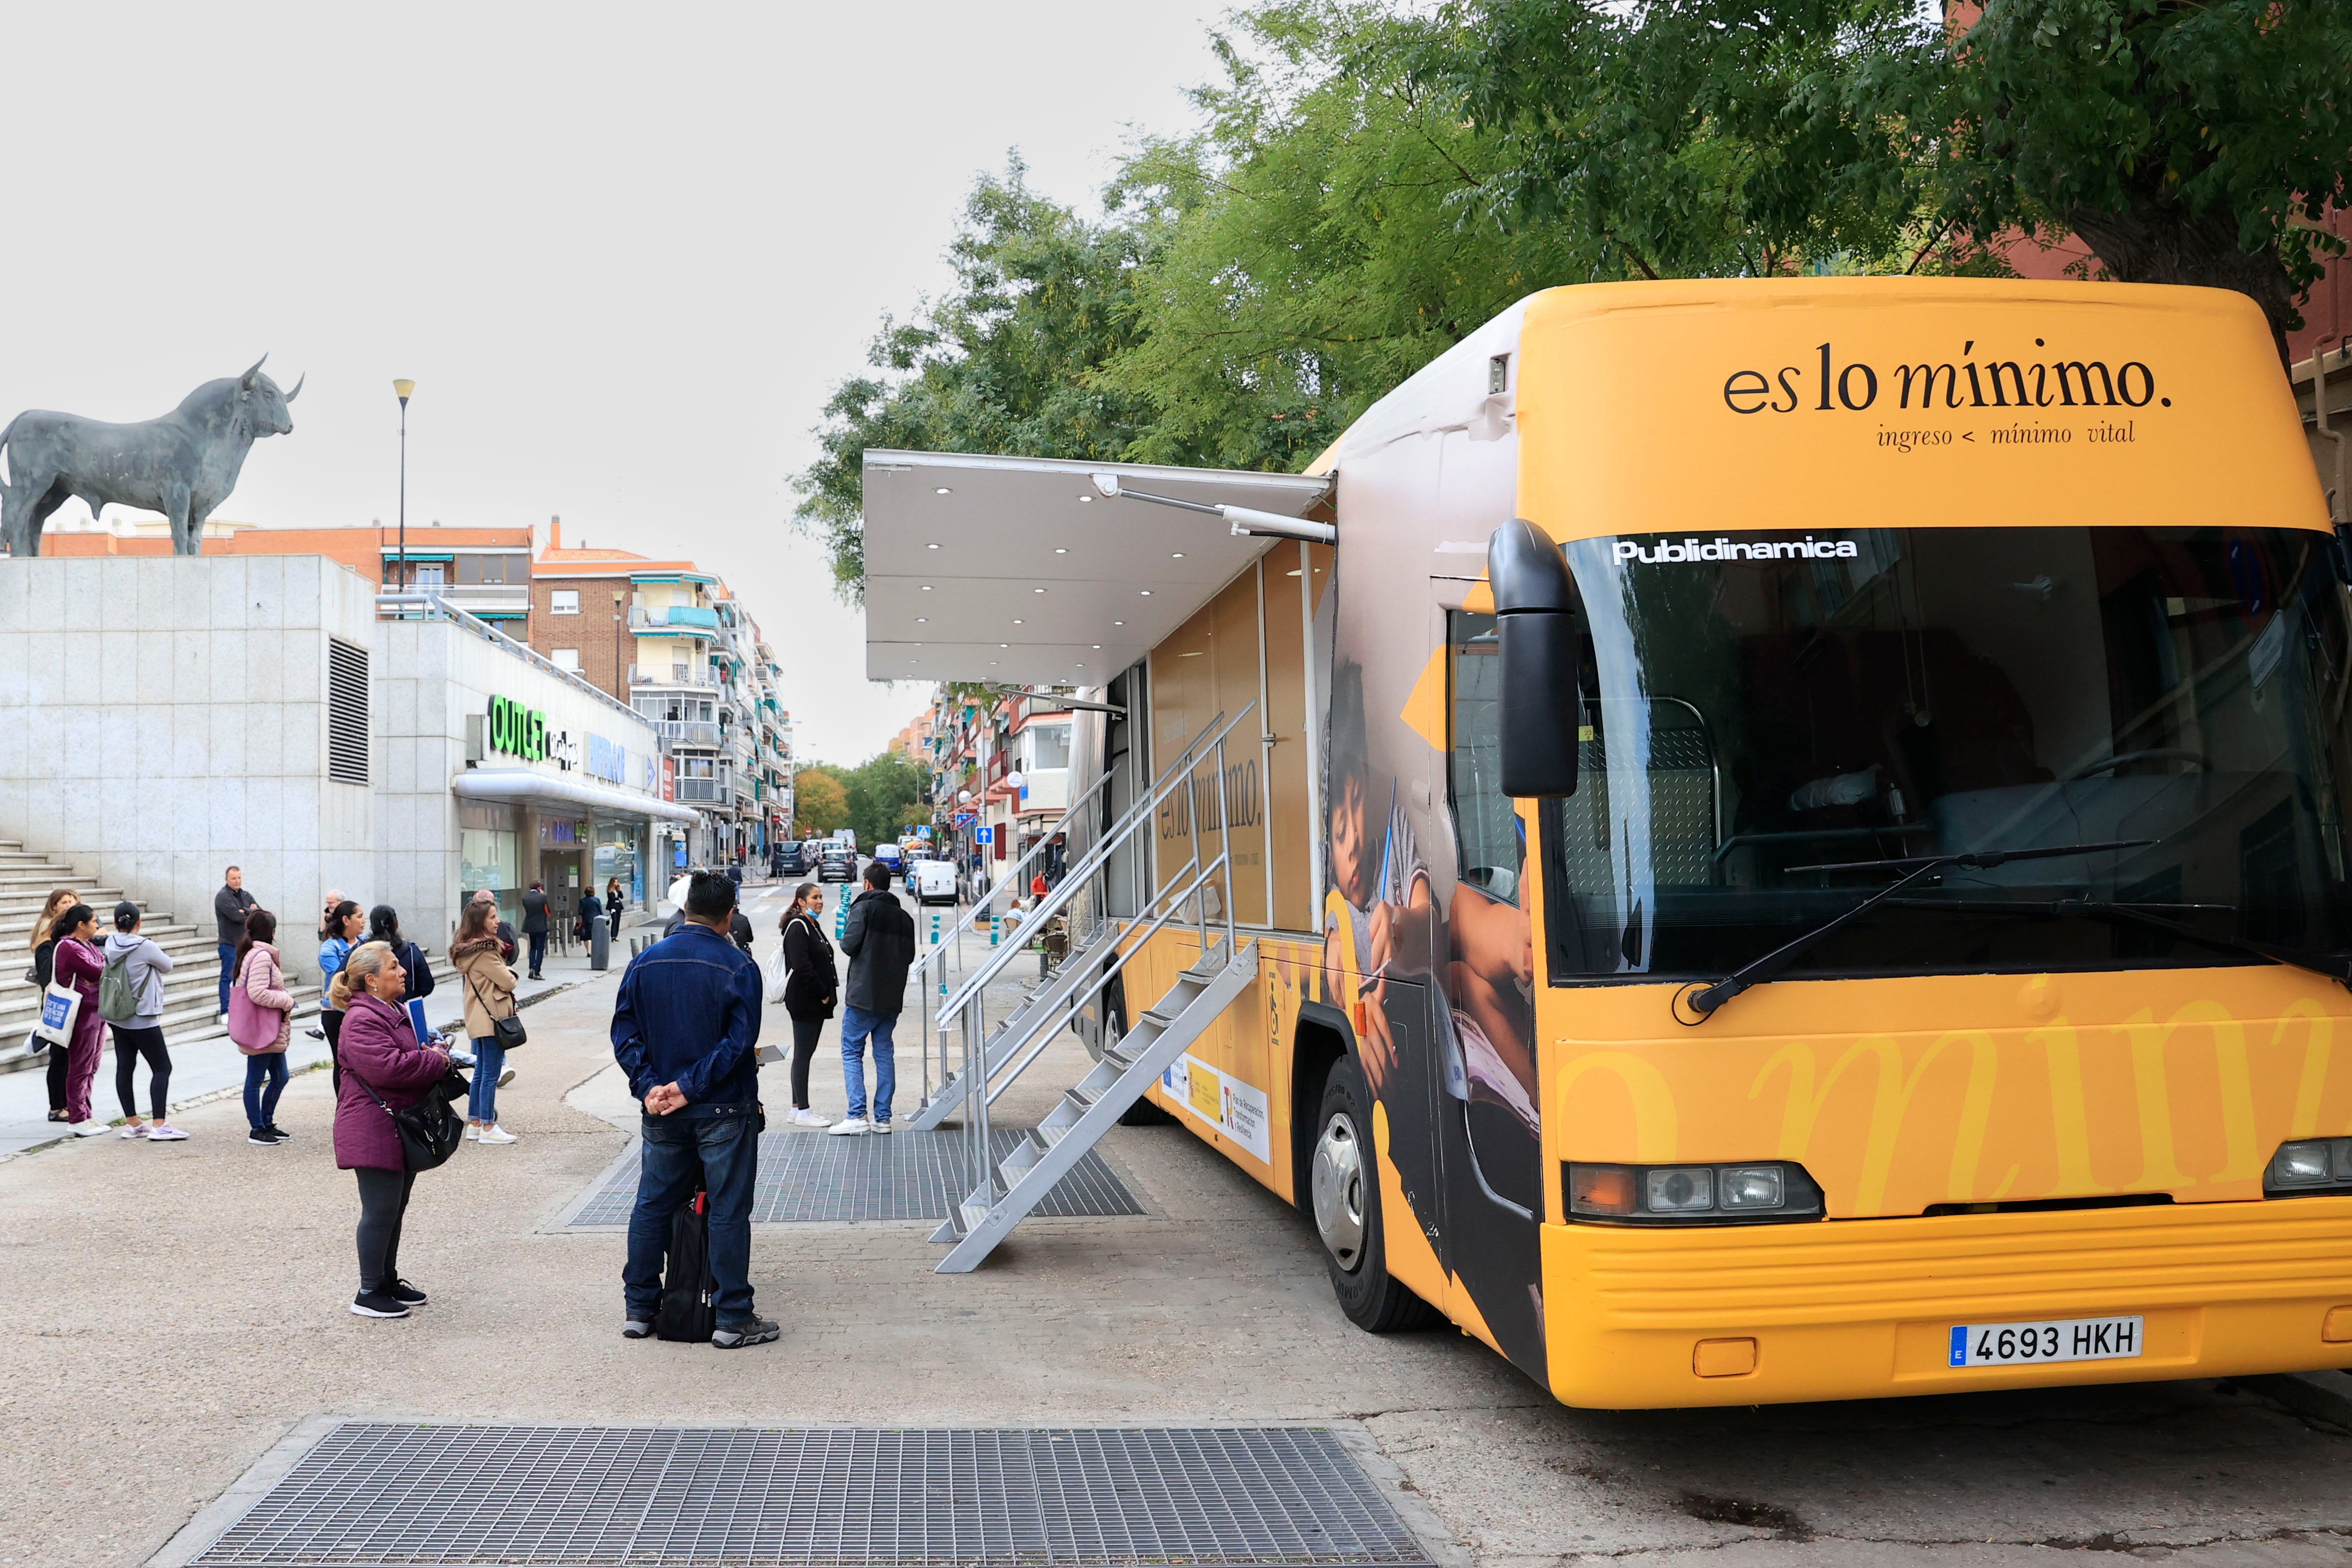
[392,379,414,606]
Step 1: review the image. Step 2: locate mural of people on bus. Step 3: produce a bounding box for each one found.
[1320,620,1547,1384]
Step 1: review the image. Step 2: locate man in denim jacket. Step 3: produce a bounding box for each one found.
[611,870,774,1347]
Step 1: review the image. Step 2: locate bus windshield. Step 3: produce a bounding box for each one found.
[1538,525,2352,983]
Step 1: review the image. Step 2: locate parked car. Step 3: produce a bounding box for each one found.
[911,858,960,906]
[817,844,856,883]
[776,842,808,876]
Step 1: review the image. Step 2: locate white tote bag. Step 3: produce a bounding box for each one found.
[763,941,792,1006]
[31,979,80,1049]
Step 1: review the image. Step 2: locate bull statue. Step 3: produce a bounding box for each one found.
[0,356,301,557]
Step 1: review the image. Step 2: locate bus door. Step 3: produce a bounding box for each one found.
[1433,604,1548,1380]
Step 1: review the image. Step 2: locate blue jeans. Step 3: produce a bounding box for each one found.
[528,931,547,976]
[243,1053,288,1129]
[623,1111,757,1323]
[467,1037,506,1122]
[840,1006,897,1123]
[217,944,237,1015]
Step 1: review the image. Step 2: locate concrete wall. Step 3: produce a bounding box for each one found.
[0,554,378,935]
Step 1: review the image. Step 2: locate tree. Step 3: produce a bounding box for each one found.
[1419,0,1948,282]
[794,766,849,838]
[1889,0,2352,363]
[791,158,1161,600]
[1434,0,2352,364]
[844,752,928,849]
[1105,1,1608,469]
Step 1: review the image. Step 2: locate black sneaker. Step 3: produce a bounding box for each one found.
[265,1123,292,1140]
[350,1290,410,1319]
[712,1316,780,1349]
[622,1319,654,1339]
[248,1126,283,1146]
[387,1279,428,1307]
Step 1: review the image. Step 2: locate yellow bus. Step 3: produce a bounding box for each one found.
[866,277,2352,1408]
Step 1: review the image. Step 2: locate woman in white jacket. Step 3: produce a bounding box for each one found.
[102,901,180,1140]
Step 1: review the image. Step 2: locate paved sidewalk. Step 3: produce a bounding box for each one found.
[0,943,621,1160]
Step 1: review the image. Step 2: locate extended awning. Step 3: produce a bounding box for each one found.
[452,767,701,825]
[862,450,1332,684]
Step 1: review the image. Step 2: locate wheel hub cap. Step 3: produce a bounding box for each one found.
[1311,1110,1366,1271]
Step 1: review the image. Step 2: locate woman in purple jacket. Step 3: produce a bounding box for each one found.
[331,941,454,1319]
[49,904,110,1137]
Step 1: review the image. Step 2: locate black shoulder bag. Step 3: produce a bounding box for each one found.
[349,1063,466,1172]
[466,965,528,1052]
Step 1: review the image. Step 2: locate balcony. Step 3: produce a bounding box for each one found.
[628,605,717,636]
[674,778,732,805]
[647,720,722,748]
[629,666,719,689]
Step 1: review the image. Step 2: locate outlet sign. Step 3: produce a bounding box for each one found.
[489,694,549,762]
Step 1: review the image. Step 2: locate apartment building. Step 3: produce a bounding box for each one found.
[528,520,792,867]
[921,687,1070,883]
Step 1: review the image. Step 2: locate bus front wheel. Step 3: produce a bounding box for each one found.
[1312,1058,1439,1333]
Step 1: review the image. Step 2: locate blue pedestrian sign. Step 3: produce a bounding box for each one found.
[975,825,993,844]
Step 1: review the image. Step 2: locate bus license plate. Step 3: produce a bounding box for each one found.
[1948,1315,2144,1368]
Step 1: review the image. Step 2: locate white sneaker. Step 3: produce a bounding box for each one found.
[465,1124,482,1141]
[789,1108,832,1128]
[826,1116,870,1136]
[872,1121,893,1135]
[145,1124,187,1141]
[70,1121,109,1138]
[498,1067,516,1088]
[120,1123,148,1139]
[477,1125,518,1145]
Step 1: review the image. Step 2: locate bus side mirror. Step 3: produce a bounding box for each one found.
[1487,518,1582,798]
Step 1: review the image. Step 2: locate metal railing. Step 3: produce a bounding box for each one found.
[921,704,1255,1231]
[629,666,720,689]
[374,592,642,723]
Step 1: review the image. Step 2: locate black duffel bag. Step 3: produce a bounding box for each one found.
[656,1190,717,1342]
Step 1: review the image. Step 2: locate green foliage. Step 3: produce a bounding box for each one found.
[1421,0,1948,280]
[793,766,849,838]
[1891,0,2352,352]
[1105,0,1603,468]
[842,752,929,849]
[791,158,1160,601]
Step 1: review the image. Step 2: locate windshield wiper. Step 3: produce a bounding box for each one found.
[1680,839,2154,1022]
[1927,893,2352,991]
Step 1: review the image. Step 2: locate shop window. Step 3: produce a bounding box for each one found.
[460,827,518,893]
[552,649,581,672]
[550,590,580,615]
[327,638,369,786]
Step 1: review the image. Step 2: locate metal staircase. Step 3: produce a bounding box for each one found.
[921,703,1262,1274]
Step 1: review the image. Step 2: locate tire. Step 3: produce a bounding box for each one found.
[1311,1056,1441,1332]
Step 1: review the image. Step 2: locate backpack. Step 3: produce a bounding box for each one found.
[655,1190,716,1343]
[98,944,139,1023]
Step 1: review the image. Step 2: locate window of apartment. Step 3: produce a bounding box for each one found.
[552,649,581,673]
[1029,723,1072,770]
[550,589,580,615]
[454,553,531,585]
[411,562,445,588]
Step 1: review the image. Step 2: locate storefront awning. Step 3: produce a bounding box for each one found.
[862,450,1331,684]
[452,767,701,825]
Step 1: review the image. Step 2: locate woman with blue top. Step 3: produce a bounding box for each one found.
[318,899,363,1086]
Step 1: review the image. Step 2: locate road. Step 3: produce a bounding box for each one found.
[2,886,2347,1566]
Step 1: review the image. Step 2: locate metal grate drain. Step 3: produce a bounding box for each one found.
[567,1130,1143,1228]
[192,1423,1433,1567]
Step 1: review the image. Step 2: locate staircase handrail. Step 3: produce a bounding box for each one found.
[976,846,1234,1109]
[919,765,1114,962]
[933,702,1256,1023]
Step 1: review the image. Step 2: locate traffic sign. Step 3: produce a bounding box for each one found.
[976,825,993,844]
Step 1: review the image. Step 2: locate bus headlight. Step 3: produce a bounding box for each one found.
[2266,1138,2352,1195]
[1566,1161,1824,1224]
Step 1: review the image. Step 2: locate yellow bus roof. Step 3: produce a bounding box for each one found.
[1511,278,2327,541]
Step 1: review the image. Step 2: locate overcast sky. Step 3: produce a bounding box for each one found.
[0,1,1228,764]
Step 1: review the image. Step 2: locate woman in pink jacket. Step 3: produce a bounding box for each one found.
[231,909,296,1145]
[331,942,454,1319]
[49,904,108,1137]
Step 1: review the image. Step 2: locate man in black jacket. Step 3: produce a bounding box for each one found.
[520,882,551,979]
[830,861,916,1135]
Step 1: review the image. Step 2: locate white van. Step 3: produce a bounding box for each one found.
[911,858,959,906]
